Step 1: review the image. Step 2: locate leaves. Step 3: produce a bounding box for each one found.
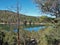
[34,0,60,18]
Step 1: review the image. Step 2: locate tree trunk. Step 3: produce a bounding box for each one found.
[24,40,25,45]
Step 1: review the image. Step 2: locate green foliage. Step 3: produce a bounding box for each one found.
[39,16,48,22]
[0,10,39,23]
[37,19,60,45]
[0,29,17,45]
[39,16,54,23]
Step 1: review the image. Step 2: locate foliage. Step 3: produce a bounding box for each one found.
[37,19,60,45]
[39,16,54,23]
[34,0,60,18]
[0,25,31,45]
[0,10,39,23]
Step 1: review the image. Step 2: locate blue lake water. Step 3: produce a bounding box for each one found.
[14,26,45,32]
[24,26,45,31]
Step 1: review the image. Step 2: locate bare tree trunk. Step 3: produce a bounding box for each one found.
[24,40,25,45]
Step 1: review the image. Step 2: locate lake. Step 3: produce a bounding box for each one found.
[0,24,45,32]
[14,25,45,32]
[24,26,45,31]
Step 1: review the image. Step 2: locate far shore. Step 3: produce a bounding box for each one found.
[0,22,46,26]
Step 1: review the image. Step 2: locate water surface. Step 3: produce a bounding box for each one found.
[24,26,45,31]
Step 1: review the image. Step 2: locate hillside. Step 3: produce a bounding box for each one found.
[0,10,39,23]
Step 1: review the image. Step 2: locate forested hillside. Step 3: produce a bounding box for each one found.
[0,10,39,23]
